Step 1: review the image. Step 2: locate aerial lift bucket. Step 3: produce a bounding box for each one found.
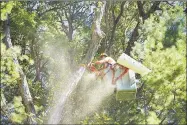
[115,53,151,101]
[115,69,137,100]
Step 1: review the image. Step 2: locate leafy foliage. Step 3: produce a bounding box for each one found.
[10,96,27,124]
[1,1,186,124]
[1,1,14,21]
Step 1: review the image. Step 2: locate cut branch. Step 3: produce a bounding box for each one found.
[83,1,106,64]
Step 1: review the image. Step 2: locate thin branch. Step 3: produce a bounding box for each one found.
[159,115,167,124]
[137,1,146,19]
[137,1,160,21]
[41,60,49,70]
[38,6,64,17]
[74,12,94,30]
[146,1,160,19]
[73,4,85,15]
[112,4,116,23]
[145,92,155,106]
[115,1,126,24]
[108,1,126,54]
[163,1,175,6]
[58,12,69,35]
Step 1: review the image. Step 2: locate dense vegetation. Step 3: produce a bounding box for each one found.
[1,1,186,124]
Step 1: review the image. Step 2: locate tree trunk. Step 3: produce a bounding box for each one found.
[3,14,37,124]
[97,1,110,54]
[83,1,106,64]
[46,3,106,124]
[68,22,73,41]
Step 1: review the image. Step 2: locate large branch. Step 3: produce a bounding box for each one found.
[83,1,106,64]
[3,15,37,124]
[47,3,106,124]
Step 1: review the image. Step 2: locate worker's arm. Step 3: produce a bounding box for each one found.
[95,58,109,64]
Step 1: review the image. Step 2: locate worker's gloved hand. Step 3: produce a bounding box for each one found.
[87,62,91,67]
[87,62,94,67]
[87,62,98,73]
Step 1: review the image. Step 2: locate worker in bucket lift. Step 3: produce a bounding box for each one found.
[88,53,116,83]
[95,53,116,68]
[88,53,129,85]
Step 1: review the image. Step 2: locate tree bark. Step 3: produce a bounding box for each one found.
[97,1,110,54]
[64,9,74,41]
[83,1,106,64]
[3,14,37,124]
[47,3,106,124]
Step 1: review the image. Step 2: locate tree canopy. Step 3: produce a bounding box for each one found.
[1,1,186,124]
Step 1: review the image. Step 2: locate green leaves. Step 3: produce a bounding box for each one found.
[130,2,186,124]
[97,1,103,8]
[1,1,14,21]
[147,111,160,124]
[10,96,27,123]
[81,112,115,124]
[19,55,29,61]
[1,1,186,124]
[1,43,20,85]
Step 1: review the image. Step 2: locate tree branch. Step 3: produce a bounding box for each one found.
[137,1,146,19]
[58,12,69,36]
[124,21,140,55]
[3,14,37,124]
[115,1,126,24]
[145,1,160,20]
[137,1,160,21]
[163,1,175,6]
[108,1,126,55]
[83,1,106,64]
[124,1,160,55]
[38,6,64,17]
[112,4,116,23]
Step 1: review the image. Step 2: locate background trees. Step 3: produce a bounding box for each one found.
[1,1,186,124]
